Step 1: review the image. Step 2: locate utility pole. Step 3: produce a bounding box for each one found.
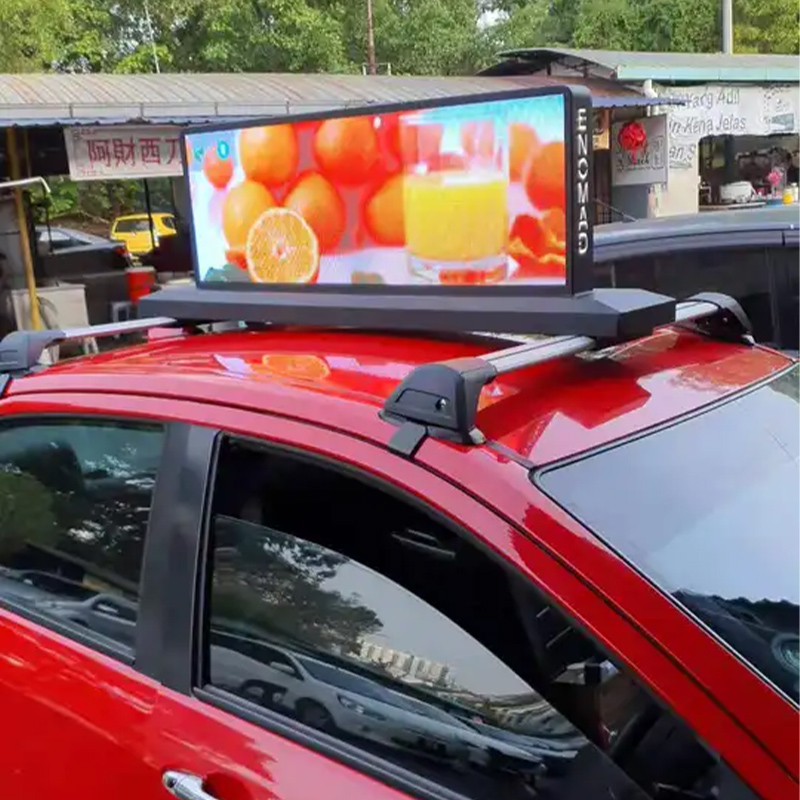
[143,0,161,74]
[722,0,734,54]
[366,0,377,75]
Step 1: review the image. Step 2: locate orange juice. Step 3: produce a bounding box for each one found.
[403,170,508,277]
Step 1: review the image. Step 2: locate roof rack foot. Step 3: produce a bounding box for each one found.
[677,292,753,343]
[387,422,429,458]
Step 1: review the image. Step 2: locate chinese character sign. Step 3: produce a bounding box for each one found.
[64,126,183,181]
[186,92,570,289]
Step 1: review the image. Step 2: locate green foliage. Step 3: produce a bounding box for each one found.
[0,470,57,559]
[735,0,800,54]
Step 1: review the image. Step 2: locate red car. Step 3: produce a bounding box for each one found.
[0,290,795,800]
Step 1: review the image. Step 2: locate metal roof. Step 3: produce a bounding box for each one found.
[0,72,679,127]
[488,48,800,83]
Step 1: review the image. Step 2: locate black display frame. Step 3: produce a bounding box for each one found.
[181,85,595,305]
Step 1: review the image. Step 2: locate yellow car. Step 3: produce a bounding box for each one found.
[111,213,176,256]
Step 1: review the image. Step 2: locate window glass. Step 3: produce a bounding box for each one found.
[539,366,800,704]
[114,219,151,233]
[204,440,758,800]
[597,246,776,344]
[771,247,799,351]
[0,418,164,650]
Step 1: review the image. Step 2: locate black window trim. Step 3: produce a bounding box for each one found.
[0,411,173,668]
[532,360,800,714]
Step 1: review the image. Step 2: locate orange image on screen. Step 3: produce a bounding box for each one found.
[188,92,569,287]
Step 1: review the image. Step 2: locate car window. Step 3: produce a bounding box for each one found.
[201,438,759,800]
[0,418,165,653]
[539,365,800,704]
[595,246,777,345]
[161,215,176,231]
[770,247,799,351]
[114,219,151,234]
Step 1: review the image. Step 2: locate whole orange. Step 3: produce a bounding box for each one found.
[524,141,566,211]
[509,123,540,182]
[222,180,276,249]
[364,175,405,246]
[314,117,380,186]
[284,172,346,253]
[239,125,298,187]
[203,146,233,189]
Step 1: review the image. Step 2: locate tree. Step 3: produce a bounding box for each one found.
[213,523,383,654]
[0,0,75,72]
[735,0,800,53]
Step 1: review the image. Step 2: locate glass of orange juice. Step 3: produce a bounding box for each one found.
[401,116,509,284]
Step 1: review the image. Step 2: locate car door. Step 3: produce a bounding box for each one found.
[0,392,182,800]
[143,403,771,800]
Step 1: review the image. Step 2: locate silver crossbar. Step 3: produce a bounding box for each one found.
[477,298,725,376]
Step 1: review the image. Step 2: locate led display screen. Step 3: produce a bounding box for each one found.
[185,88,591,292]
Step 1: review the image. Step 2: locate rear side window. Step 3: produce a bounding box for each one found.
[538,365,800,703]
[0,418,164,653]
[114,219,151,233]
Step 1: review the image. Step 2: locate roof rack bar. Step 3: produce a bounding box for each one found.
[482,335,595,374]
[0,316,177,376]
[383,292,753,457]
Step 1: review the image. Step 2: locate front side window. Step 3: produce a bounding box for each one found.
[201,438,758,800]
[539,365,800,703]
[0,418,165,651]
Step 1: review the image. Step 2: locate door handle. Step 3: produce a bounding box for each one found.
[163,770,218,800]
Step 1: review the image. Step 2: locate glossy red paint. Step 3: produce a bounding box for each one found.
[8,327,790,464]
[0,609,160,799]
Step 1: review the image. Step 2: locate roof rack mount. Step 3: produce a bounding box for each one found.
[382,292,753,457]
[0,316,177,376]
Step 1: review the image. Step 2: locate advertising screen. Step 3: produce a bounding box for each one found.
[185,88,589,292]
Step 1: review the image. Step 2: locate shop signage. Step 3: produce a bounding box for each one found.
[64,125,184,181]
[611,115,668,187]
[655,84,799,171]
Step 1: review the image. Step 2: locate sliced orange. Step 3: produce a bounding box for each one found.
[245,208,320,284]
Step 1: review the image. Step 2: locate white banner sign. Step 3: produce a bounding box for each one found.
[64,125,183,181]
[612,115,668,186]
[656,84,799,171]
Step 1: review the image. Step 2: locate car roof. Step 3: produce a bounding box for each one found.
[10,326,792,465]
[595,205,799,249]
[115,212,172,221]
[36,226,109,243]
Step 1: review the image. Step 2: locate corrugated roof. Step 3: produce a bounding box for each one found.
[0,72,680,127]
[490,48,800,82]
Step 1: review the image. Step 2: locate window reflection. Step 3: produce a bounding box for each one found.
[205,441,762,800]
[208,516,596,795]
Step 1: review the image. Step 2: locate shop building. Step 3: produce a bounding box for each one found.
[482,48,799,217]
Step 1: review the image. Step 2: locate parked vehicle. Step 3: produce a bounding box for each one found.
[593,205,799,352]
[0,284,795,800]
[36,225,132,269]
[111,213,176,256]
